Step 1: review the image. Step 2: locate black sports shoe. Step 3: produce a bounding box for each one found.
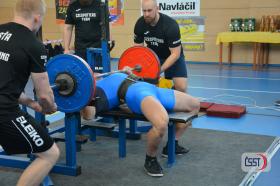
[144,157,164,177]
[162,142,190,158]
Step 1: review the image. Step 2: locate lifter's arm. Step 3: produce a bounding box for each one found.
[31,72,57,114]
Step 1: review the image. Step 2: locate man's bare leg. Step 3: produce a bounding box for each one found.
[141,96,169,176]
[173,90,200,139]
[141,96,169,156]
[173,77,187,93]
[162,90,200,157]
[17,144,60,186]
[81,106,96,120]
[172,77,190,138]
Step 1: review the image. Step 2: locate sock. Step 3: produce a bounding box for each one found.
[146,154,156,160]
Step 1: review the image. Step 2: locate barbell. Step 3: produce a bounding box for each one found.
[46,46,160,113]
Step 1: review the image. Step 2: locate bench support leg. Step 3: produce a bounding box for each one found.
[119,119,126,158]
[167,122,176,167]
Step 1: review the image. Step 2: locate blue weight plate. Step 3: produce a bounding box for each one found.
[47,54,95,113]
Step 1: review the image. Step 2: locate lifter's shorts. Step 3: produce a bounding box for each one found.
[125,82,175,114]
[0,109,54,155]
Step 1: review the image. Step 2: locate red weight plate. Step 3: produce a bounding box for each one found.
[118,46,160,80]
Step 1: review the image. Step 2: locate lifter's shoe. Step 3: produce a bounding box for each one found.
[162,142,190,158]
[144,157,164,177]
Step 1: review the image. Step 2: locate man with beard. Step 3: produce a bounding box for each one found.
[134,0,190,177]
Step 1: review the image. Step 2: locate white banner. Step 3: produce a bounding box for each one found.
[157,0,200,17]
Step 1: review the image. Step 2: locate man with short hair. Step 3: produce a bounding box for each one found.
[134,0,191,177]
[0,0,60,185]
[134,0,187,92]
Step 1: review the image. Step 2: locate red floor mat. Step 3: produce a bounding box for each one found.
[206,104,246,118]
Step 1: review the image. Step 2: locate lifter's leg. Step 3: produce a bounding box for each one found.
[162,91,200,157]
[172,77,196,138]
[173,90,200,139]
[80,106,96,120]
[141,96,169,156]
[141,96,169,177]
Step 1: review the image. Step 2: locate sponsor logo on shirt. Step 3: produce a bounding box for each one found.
[76,13,97,22]
[144,37,164,46]
[41,55,48,66]
[144,31,150,35]
[0,51,10,62]
[76,8,81,12]
[144,37,164,43]
[0,31,12,41]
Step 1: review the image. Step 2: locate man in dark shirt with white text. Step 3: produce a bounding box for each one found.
[0,0,59,185]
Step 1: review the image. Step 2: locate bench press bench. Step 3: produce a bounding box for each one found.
[97,109,197,167]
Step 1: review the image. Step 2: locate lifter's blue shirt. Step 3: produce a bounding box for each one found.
[96,73,175,114]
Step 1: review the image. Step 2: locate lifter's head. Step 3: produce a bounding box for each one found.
[14,0,46,33]
[141,0,159,26]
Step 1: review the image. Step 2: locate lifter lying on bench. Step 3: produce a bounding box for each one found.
[81,71,200,177]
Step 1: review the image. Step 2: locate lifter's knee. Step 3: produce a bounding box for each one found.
[46,144,60,164]
[152,113,169,137]
[191,98,200,114]
[81,106,96,120]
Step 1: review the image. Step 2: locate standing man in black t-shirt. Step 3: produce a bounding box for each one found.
[134,0,187,93]
[64,0,107,119]
[0,0,59,185]
[134,0,190,177]
[64,0,103,60]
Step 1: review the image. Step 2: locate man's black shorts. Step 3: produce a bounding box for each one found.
[0,109,54,155]
[160,55,188,79]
